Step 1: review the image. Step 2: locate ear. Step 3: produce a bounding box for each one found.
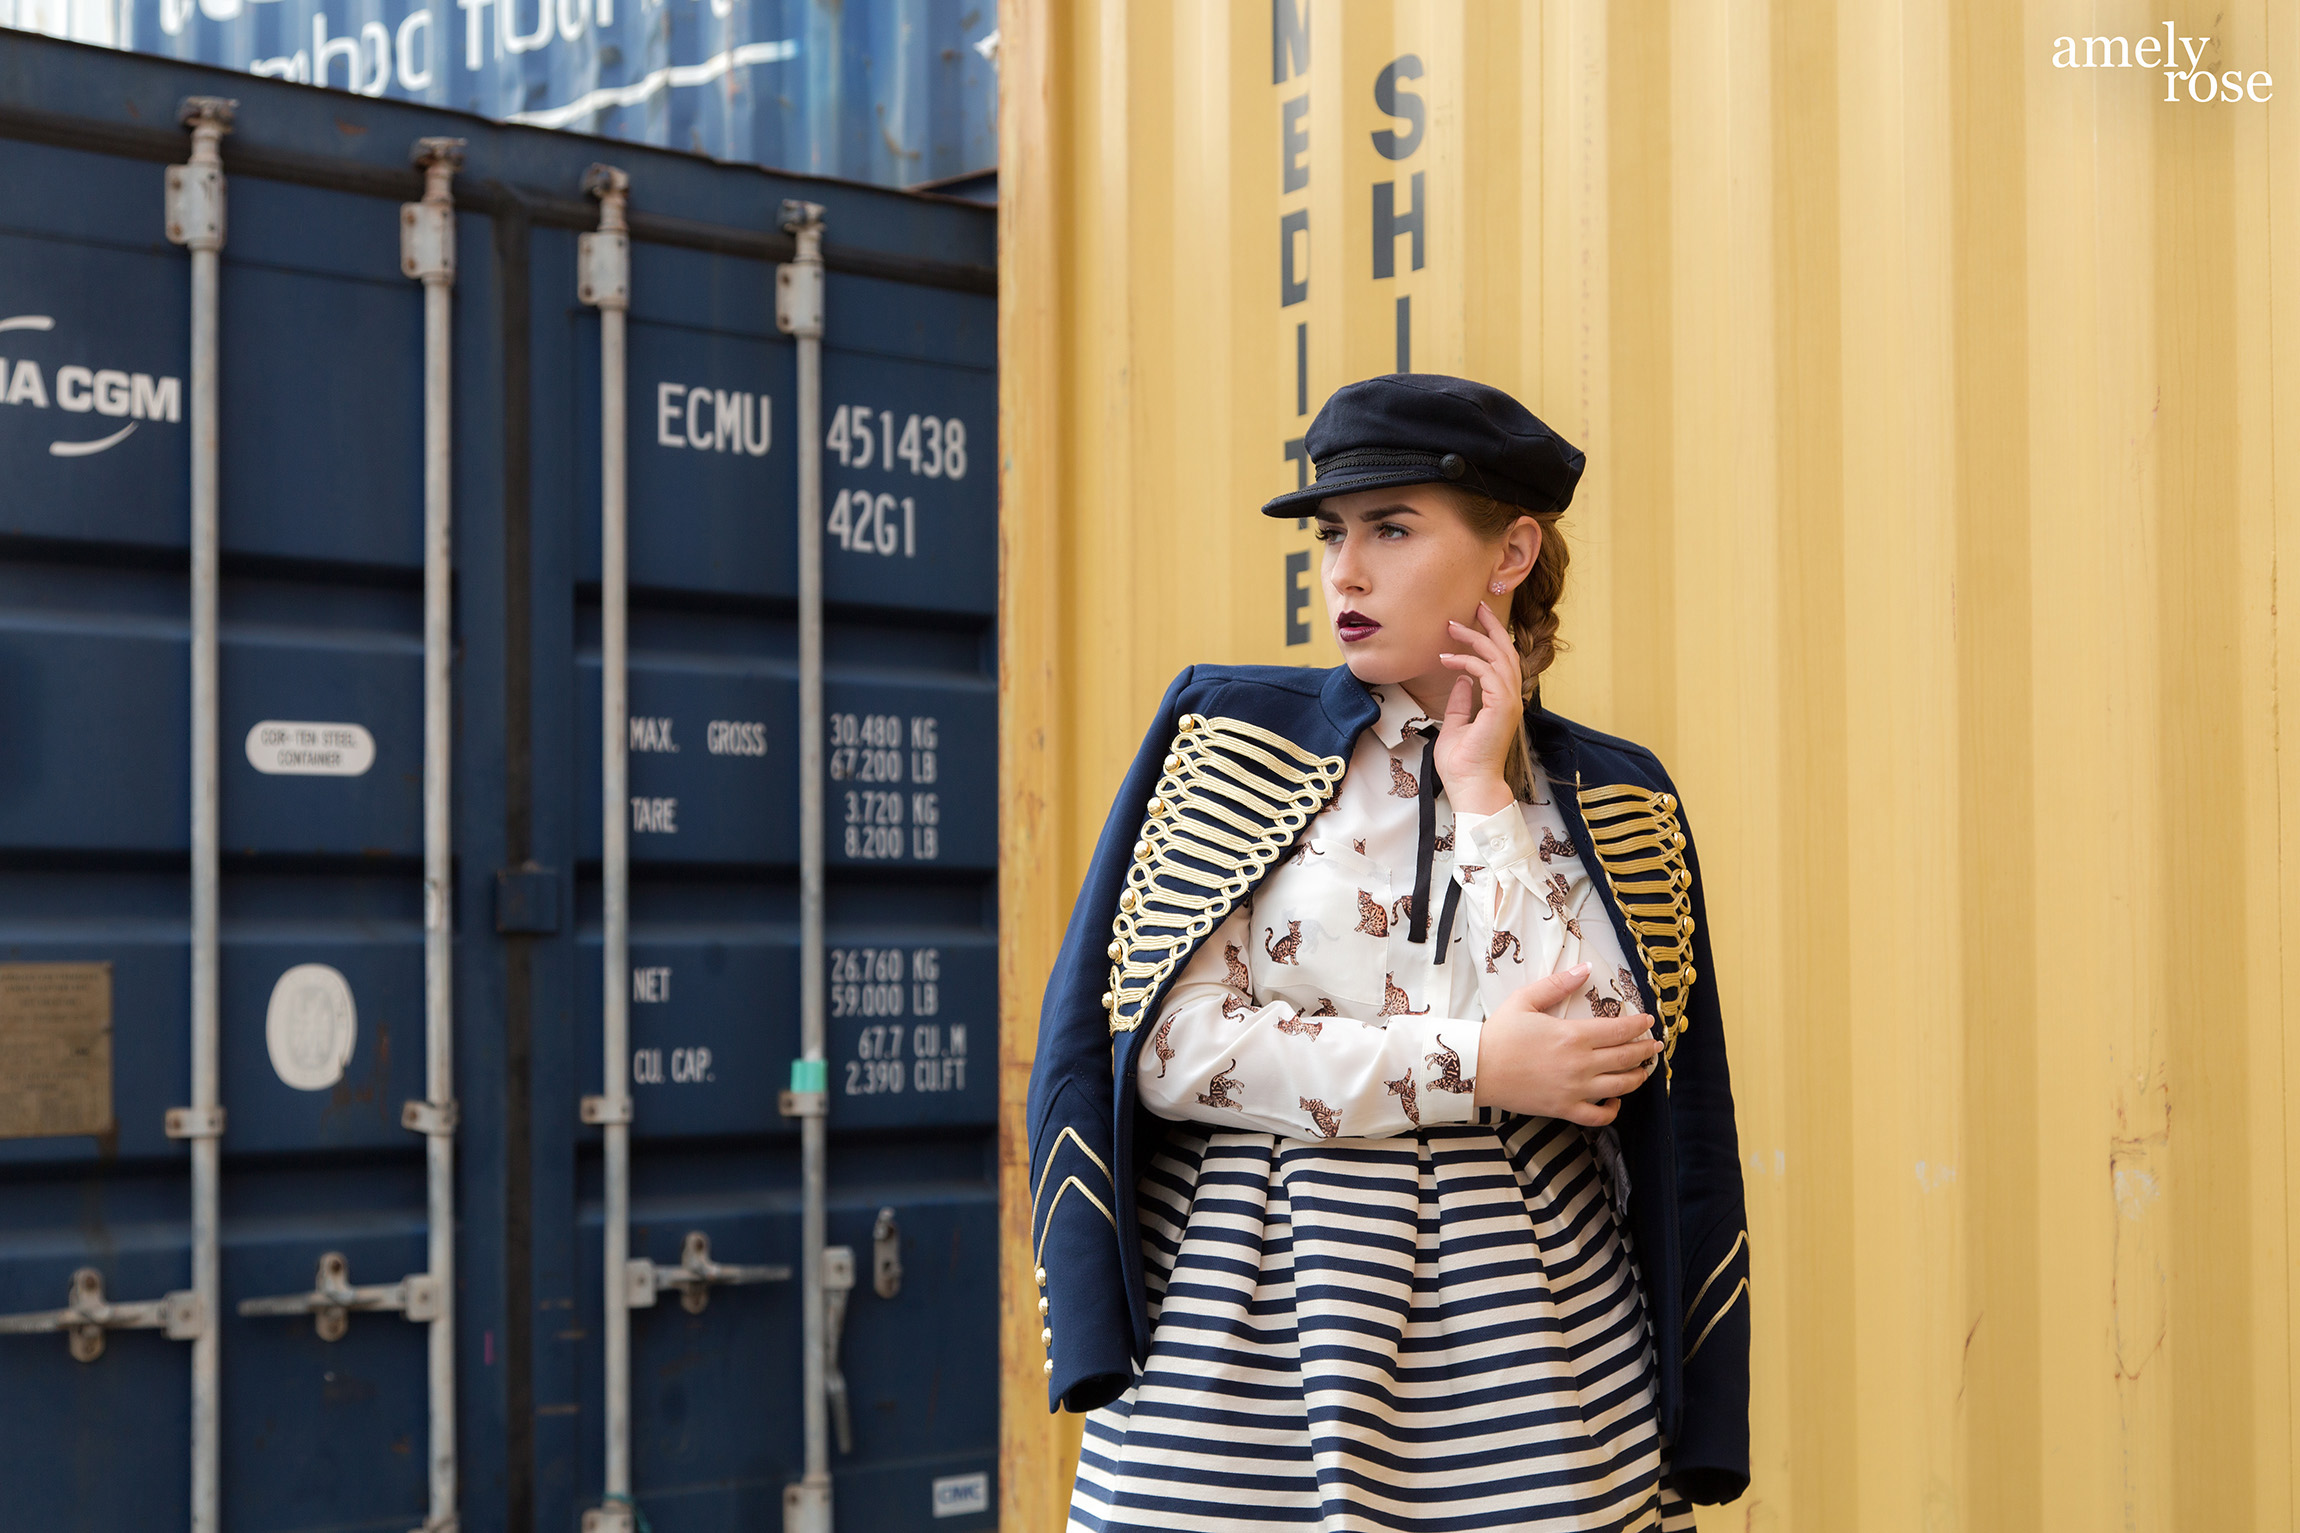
[1491,515,1541,591]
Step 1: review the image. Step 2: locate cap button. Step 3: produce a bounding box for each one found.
[1439,452,1467,480]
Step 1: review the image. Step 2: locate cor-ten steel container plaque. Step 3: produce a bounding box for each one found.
[0,962,113,1139]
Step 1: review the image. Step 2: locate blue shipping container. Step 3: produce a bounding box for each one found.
[0,31,998,1533]
[0,0,1000,192]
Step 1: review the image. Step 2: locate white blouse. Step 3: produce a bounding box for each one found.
[1135,682,1647,1142]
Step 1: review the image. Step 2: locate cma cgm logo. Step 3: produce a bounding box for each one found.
[0,314,183,457]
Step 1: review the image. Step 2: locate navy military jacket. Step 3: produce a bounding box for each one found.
[1025,663,1752,1505]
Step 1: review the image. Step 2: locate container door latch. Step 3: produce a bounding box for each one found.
[625,1230,791,1315]
[823,1244,857,1454]
[237,1251,440,1341]
[0,1267,203,1361]
[871,1206,902,1298]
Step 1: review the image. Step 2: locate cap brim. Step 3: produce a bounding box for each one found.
[1259,464,1453,517]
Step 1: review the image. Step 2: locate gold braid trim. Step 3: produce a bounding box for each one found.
[1577,778,1698,1082]
[1682,1277,1746,1363]
[1103,713,1347,1035]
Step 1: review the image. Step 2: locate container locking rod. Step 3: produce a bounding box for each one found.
[166,93,235,1533]
[776,196,832,1533]
[580,162,638,1533]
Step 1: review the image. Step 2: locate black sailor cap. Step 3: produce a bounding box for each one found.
[1261,373,1586,518]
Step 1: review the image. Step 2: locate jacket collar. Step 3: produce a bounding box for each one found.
[1525,683,1584,785]
[1316,664,1383,753]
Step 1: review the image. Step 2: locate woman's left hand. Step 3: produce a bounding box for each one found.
[1433,602,1522,817]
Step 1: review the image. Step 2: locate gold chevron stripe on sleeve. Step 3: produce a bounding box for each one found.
[1684,1229,1749,1322]
[1032,1125,1114,1222]
[1682,1277,1748,1364]
[1033,1176,1118,1268]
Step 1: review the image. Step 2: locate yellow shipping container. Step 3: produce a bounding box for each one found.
[996,2,2300,1527]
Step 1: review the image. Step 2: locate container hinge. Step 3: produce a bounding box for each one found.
[577,230,628,309]
[580,1094,632,1125]
[164,1104,226,1139]
[237,1251,442,1341]
[871,1206,902,1299]
[580,1497,637,1533]
[0,1269,202,1361]
[823,1244,856,1454]
[402,1098,459,1137]
[626,1229,792,1315]
[782,1481,830,1533]
[163,98,233,252]
[774,199,825,340]
[400,200,455,283]
[400,136,462,285]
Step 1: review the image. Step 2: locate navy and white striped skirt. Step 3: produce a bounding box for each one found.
[1068,1115,1695,1532]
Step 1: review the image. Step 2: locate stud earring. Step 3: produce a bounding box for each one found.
[1489,582,1507,594]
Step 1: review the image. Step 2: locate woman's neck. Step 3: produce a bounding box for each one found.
[1399,673,1454,722]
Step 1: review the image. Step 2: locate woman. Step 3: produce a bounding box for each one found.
[1026,375,1750,1531]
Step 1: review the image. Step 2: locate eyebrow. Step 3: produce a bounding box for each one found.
[1314,503,1424,526]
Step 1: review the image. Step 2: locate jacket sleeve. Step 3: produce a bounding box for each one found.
[1024,666,1192,1413]
[1657,780,1752,1504]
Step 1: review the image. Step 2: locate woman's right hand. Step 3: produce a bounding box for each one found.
[1475,964,1663,1126]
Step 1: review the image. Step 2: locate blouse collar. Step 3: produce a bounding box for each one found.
[1363,682,1444,750]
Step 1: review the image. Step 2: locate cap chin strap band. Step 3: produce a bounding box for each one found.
[1310,447,1550,512]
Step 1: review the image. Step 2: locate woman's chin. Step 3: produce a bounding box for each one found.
[1343,651,1426,687]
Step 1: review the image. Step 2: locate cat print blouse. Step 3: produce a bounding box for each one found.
[1136,682,1647,1142]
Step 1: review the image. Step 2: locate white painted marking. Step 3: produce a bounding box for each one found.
[932,1471,989,1518]
[266,963,357,1091]
[246,721,376,776]
[48,421,137,457]
[508,38,797,129]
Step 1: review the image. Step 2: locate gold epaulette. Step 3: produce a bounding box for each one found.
[1576,778,1697,1082]
[1102,713,1346,1035]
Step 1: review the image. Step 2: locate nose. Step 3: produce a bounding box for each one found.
[1325,531,1368,595]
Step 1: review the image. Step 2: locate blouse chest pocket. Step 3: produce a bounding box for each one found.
[1248,837,1388,1009]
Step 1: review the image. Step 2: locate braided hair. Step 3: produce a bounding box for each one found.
[1438,487,1570,799]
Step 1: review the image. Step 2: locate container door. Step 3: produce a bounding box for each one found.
[0,134,495,1529]
[525,225,1000,1531]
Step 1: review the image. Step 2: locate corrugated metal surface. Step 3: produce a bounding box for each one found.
[997,2,2300,1528]
[0,32,997,1532]
[0,0,997,190]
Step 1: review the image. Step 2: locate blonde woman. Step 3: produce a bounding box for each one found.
[1028,375,1750,1530]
